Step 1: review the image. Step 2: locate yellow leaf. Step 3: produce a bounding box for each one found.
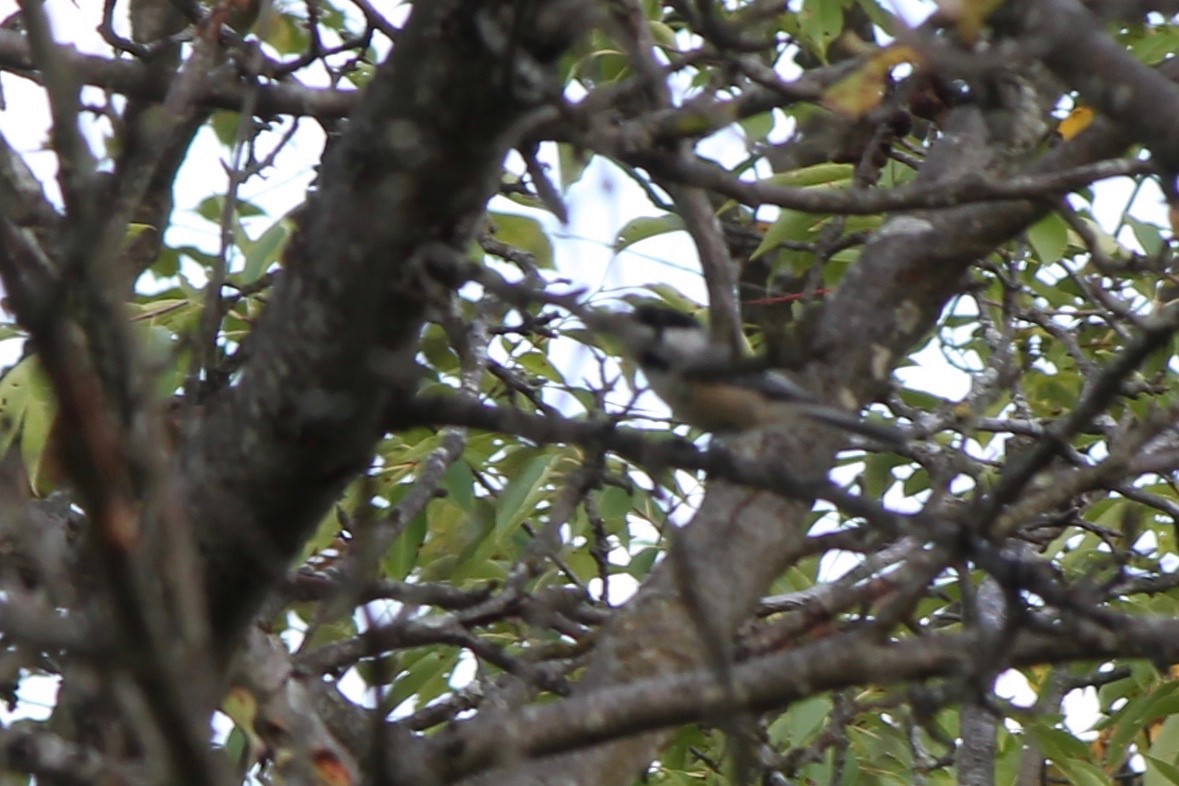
[823,63,887,117]
[123,223,155,243]
[222,685,258,728]
[222,685,267,766]
[936,0,1005,42]
[822,46,919,118]
[313,751,354,786]
[877,45,921,71]
[1058,106,1095,141]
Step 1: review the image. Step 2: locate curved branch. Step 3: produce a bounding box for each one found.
[0,28,357,119]
[422,615,1179,784]
[630,150,1152,214]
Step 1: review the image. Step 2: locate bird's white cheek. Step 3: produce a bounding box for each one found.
[662,327,714,357]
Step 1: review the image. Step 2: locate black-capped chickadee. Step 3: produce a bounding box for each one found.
[588,305,904,446]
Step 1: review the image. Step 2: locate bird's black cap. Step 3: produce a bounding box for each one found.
[630,304,703,331]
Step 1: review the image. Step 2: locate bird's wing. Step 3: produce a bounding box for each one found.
[749,370,820,402]
[680,362,818,403]
[794,403,908,447]
[676,358,907,445]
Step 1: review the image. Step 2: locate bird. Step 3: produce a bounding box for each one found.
[587,304,905,446]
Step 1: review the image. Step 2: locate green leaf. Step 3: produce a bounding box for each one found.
[557,143,592,191]
[648,20,677,49]
[838,752,861,786]
[1148,716,1179,786]
[798,0,843,60]
[895,387,944,411]
[562,546,599,583]
[196,195,264,224]
[260,9,311,55]
[1028,724,1090,762]
[854,0,899,34]
[771,696,831,746]
[443,461,475,512]
[343,59,376,87]
[1027,213,1069,263]
[239,216,292,284]
[487,211,554,268]
[385,649,459,712]
[517,350,564,382]
[861,453,903,498]
[495,452,555,531]
[1104,683,1179,769]
[0,357,54,483]
[1147,755,1179,786]
[612,213,685,253]
[1053,758,1113,786]
[210,111,244,148]
[385,507,429,580]
[1064,216,1126,261]
[661,725,711,770]
[20,363,55,496]
[1127,216,1166,256]
[583,45,630,84]
[759,162,854,188]
[0,359,31,459]
[751,208,822,259]
[123,222,155,244]
[596,486,633,520]
[638,285,703,316]
[175,244,220,269]
[740,111,775,143]
[301,614,357,650]
[901,466,930,497]
[221,726,251,773]
[1131,25,1179,64]
[626,546,661,578]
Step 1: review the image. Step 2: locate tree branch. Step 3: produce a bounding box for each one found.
[0,28,357,119]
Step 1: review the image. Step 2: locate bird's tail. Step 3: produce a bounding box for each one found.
[797,403,907,448]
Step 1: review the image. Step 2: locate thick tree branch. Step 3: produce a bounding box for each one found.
[421,614,1179,784]
[182,0,587,657]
